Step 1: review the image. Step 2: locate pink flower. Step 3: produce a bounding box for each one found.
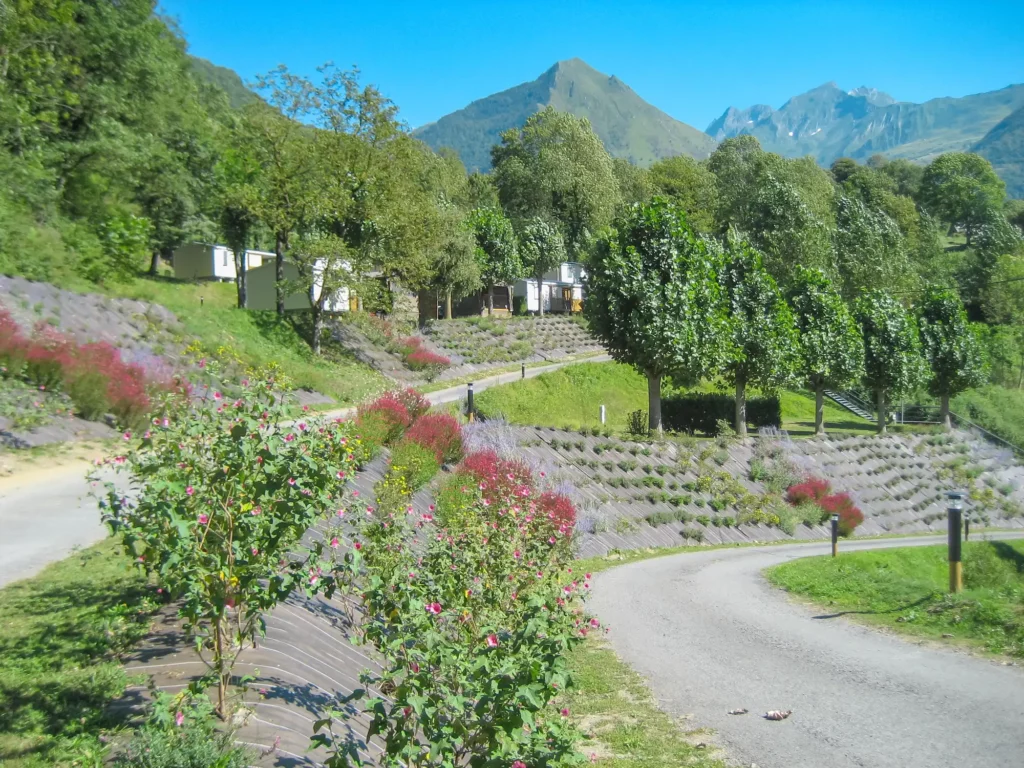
[425,602,442,615]
[122,431,131,440]
[298,422,307,431]
[560,708,570,717]
[512,762,527,768]
[251,547,259,556]
[549,537,556,544]
[410,662,420,673]
[288,478,296,486]
[251,506,262,516]
[585,573,592,580]
[198,513,209,525]
[352,490,360,497]
[536,571,543,579]
[284,433,295,442]
[175,710,184,727]
[514,550,521,559]
[421,513,434,522]
[162,417,170,427]
[353,541,362,550]
[213,391,222,400]
[428,504,435,511]
[486,634,499,648]
[336,471,346,479]
[336,509,346,518]
[186,486,194,496]
[330,537,340,548]
[590,618,600,628]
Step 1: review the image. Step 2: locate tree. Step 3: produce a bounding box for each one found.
[431,206,480,320]
[830,157,860,184]
[611,157,655,210]
[469,207,521,315]
[290,232,356,355]
[981,253,1024,387]
[787,268,864,435]
[647,155,718,233]
[854,292,927,434]
[491,107,619,259]
[585,198,732,434]
[517,216,565,317]
[832,195,914,299]
[917,288,987,428]
[721,242,800,436]
[920,153,1006,245]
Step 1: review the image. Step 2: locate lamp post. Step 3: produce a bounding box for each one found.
[467,382,475,423]
[831,513,839,557]
[521,362,526,379]
[947,491,965,593]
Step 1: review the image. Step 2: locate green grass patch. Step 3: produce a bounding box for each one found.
[0,539,156,766]
[473,361,878,437]
[104,277,386,405]
[766,540,1024,657]
[566,639,724,768]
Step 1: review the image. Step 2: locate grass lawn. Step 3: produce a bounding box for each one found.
[766,540,1024,657]
[566,639,724,768]
[0,539,156,766]
[105,277,386,405]
[473,361,878,437]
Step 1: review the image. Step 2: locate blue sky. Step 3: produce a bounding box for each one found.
[161,0,1024,131]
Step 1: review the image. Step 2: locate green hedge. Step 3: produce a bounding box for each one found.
[662,393,781,436]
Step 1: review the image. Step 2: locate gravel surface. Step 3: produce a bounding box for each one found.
[588,535,1024,768]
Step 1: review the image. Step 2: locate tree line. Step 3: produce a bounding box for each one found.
[2,1,1022,374]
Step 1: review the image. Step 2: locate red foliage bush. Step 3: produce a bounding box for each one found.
[406,348,450,368]
[537,491,577,533]
[0,309,27,377]
[459,449,535,503]
[786,477,832,506]
[356,390,430,447]
[405,412,463,463]
[819,492,864,537]
[393,388,431,420]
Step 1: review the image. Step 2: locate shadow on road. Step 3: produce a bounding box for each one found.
[811,595,932,619]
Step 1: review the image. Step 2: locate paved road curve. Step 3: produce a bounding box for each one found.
[588,535,1024,768]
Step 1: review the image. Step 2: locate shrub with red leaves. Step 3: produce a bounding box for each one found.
[537,491,577,532]
[405,412,463,463]
[820,492,864,537]
[785,477,832,506]
[0,309,27,377]
[393,388,431,420]
[405,348,450,377]
[356,391,413,446]
[459,449,535,502]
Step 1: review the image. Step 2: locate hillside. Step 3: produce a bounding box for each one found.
[413,58,717,172]
[188,55,258,108]
[707,81,1024,170]
[974,104,1024,198]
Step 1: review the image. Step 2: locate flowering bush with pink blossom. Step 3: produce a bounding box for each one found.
[785,477,831,506]
[404,412,463,463]
[313,444,589,767]
[94,371,361,717]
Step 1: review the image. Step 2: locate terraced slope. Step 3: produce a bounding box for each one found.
[424,316,602,369]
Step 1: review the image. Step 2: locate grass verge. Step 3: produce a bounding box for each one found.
[566,639,724,768]
[0,538,156,766]
[417,352,607,395]
[104,277,386,405]
[765,540,1024,657]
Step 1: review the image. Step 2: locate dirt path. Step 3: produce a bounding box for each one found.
[588,534,1024,768]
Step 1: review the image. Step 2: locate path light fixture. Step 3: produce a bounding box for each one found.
[946,491,965,593]
[831,513,839,557]
[467,382,475,422]
[600,405,607,425]
[521,362,526,379]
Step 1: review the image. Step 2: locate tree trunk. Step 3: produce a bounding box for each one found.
[445,290,453,320]
[647,372,663,436]
[876,388,887,434]
[148,250,161,276]
[275,232,286,317]
[236,252,247,309]
[940,393,952,430]
[487,286,494,316]
[312,306,323,356]
[734,375,747,437]
[536,270,544,317]
[815,384,826,436]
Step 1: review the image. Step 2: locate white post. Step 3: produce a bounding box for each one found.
[600,405,606,425]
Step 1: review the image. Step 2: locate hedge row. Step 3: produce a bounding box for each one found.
[662,393,781,436]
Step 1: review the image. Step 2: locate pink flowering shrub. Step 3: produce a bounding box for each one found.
[404,412,463,463]
[315,437,587,768]
[95,374,361,716]
[820,492,865,537]
[405,348,451,381]
[356,391,413,446]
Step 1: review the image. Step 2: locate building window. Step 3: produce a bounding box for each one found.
[223,250,229,267]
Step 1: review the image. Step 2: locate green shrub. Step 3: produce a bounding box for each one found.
[389,439,441,491]
[662,393,781,436]
[963,542,1020,589]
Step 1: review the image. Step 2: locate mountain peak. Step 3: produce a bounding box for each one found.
[848,86,897,106]
[413,60,715,171]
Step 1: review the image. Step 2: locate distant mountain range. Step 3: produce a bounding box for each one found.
[188,53,1024,198]
[412,59,716,172]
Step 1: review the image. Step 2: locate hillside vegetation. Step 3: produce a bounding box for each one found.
[974,104,1024,198]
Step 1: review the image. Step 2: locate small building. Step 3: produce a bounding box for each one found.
[513,262,586,314]
[243,259,351,313]
[172,242,271,281]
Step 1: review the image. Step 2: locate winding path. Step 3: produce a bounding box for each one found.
[588,535,1024,768]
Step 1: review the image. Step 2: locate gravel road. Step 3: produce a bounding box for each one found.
[588,535,1024,768]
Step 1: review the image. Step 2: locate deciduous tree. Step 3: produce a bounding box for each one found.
[585,198,732,434]
[469,207,521,315]
[517,216,565,317]
[918,288,987,428]
[920,152,1006,246]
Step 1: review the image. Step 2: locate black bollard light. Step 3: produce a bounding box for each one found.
[831,513,839,557]
[521,362,526,379]
[467,382,475,422]
[947,490,965,593]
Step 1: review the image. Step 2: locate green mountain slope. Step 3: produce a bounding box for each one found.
[413,58,716,172]
[707,82,1024,169]
[974,105,1024,199]
[188,55,257,109]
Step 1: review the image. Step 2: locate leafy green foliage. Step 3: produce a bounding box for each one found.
[492,106,620,259]
[96,373,360,716]
[832,195,913,299]
[920,152,1006,244]
[648,155,718,232]
[854,291,927,424]
[918,288,987,401]
[517,215,566,315]
[469,207,523,289]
